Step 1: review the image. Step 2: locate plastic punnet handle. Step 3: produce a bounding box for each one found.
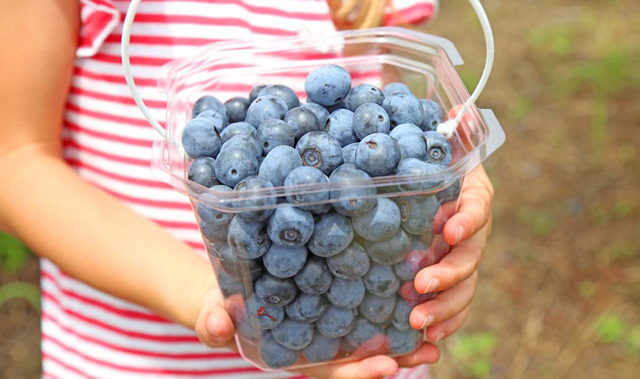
[150,140,172,184]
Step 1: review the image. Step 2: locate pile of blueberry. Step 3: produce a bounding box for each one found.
[183,65,459,368]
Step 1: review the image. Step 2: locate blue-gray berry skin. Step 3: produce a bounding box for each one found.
[236,316,261,340]
[224,96,250,123]
[196,110,228,134]
[382,93,423,128]
[216,244,263,281]
[327,241,370,279]
[234,175,276,222]
[344,84,385,111]
[255,273,297,307]
[200,219,228,244]
[246,296,284,330]
[182,118,222,159]
[393,259,418,282]
[392,297,413,331]
[352,198,401,242]
[222,132,262,159]
[267,207,314,247]
[259,331,299,368]
[340,337,358,353]
[342,143,358,164]
[423,131,453,167]
[396,195,439,235]
[316,305,357,338]
[213,148,259,188]
[188,157,218,187]
[383,82,412,97]
[389,123,423,140]
[387,326,422,355]
[420,99,443,132]
[272,318,314,350]
[258,84,300,110]
[227,216,270,259]
[198,187,232,233]
[302,102,330,128]
[396,158,443,193]
[294,255,333,295]
[363,264,401,297]
[215,267,246,298]
[285,293,327,323]
[355,133,401,177]
[263,244,308,279]
[307,212,354,258]
[329,164,376,217]
[436,180,461,204]
[249,84,268,104]
[284,107,321,140]
[256,119,294,155]
[296,132,343,175]
[353,103,391,140]
[258,146,302,187]
[302,334,340,363]
[192,95,227,119]
[396,133,428,161]
[359,292,396,324]
[284,166,330,210]
[325,109,357,147]
[305,65,352,106]
[364,229,412,265]
[246,95,288,127]
[220,122,256,144]
[327,278,365,309]
[345,318,384,348]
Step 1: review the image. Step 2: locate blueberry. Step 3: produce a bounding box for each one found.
[363,264,400,297]
[296,132,343,175]
[316,305,357,338]
[396,158,443,193]
[192,95,227,119]
[219,122,256,144]
[383,82,412,97]
[246,95,288,127]
[329,164,376,217]
[420,99,443,132]
[234,175,276,222]
[389,123,423,140]
[236,316,261,340]
[227,216,270,259]
[255,273,297,307]
[215,265,246,298]
[355,133,401,177]
[302,102,330,127]
[364,229,412,265]
[200,219,228,244]
[344,318,384,348]
[259,331,299,368]
[399,280,436,306]
[263,244,308,278]
[213,148,259,187]
[340,337,358,353]
[246,295,284,329]
[436,180,461,204]
[387,326,422,355]
[249,84,268,103]
[267,207,314,247]
[307,212,354,258]
[392,297,413,331]
[196,110,228,134]
[327,278,365,309]
[216,243,263,280]
[352,198,401,241]
[359,292,396,324]
[423,131,452,167]
[393,259,418,282]
[223,96,249,123]
[396,195,438,235]
[396,133,428,161]
[285,293,327,323]
[302,333,340,362]
[283,166,329,210]
[305,65,352,106]
[272,318,314,350]
[353,103,391,140]
[258,146,302,187]
[188,157,218,187]
[344,84,385,111]
[222,133,262,159]
[382,93,423,128]
[258,84,300,110]
[325,100,347,114]
[294,255,333,295]
[325,109,357,147]
[342,143,358,164]
[182,118,222,159]
[256,119,294,155]
[285,107,321,140]
[327,241,370,279]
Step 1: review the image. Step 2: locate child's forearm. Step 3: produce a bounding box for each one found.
[0,147,213,329]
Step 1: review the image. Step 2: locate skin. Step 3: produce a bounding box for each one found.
[0,2,494,378]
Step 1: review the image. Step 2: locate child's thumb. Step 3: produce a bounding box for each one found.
[196,306,236,347]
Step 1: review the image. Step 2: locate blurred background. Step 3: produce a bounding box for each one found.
[1,0,638,378]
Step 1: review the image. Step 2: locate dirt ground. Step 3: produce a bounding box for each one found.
[1,0,639,378]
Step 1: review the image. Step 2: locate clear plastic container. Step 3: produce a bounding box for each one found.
[151,27,505,371]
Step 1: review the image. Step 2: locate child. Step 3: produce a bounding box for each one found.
[0,0,494,378]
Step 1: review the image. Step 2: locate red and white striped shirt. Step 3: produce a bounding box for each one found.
[43,1,437,378]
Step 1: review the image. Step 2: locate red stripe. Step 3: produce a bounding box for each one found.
[385,2,434,26]
[70,85,167,109]
[107,33,224,46]
[64,121,153,147]
[63,138,150,166]
[66,158,169,189]
[43,352,94,379]
[87,0,117,9]
[66,102,161,128]
[74,66,157,87]
[85,181,193,210]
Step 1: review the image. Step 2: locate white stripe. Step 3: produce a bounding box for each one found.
[42,354,87,379]
[63,128,152,161]
[64,146,154,178]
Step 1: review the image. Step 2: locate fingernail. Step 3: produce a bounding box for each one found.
[420,314,434,329]
[435,332,445,343]
[423,278,439,294]
[454,226,465,244]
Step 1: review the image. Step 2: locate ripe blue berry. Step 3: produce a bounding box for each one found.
[396,195,439,235]
[285,293,327,323]
[219,122,256,144]
[420,99,443,132]
[296,132,343,175]
[355,133,401,177]
[192,95,227,119]
[246,95,288,127]
[258,84,300,110]
[305,65,352,106]
[383,82,412,97]
[224,96,250,123]
[359,292,396,324]
[307,212,354,258]
[364,229,412,265]
[234,175,276,222]
[352,198,401,241]
[285,107,321,139]
[263,244,308,278]
[341,142,358,164]
[267,207,314,247]
[387,326,422,355]
[353,103,391,140]
[188,157,218,187]
[329,164,376,217]
[255,273,297,307]
[302,334,340,363]
[284,166,330,210]
[423,131,452,167]
[259,331,299,368]
[214,148,259,187]
[382,93,423,128]
[325,109,357,147]
[257,119,295,155]
[182,118,222,159]
[227,216,270,259]
[258,146,302,187]
[327,241,370,279]
[294,255,333,295]
[302,102,330,128]
[316,305,357,338]
[272,318,314,350]
[363,264,401,297]
[327,278,365,309]
[344,84,384,111]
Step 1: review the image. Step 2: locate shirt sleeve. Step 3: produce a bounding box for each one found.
[384,0,438,26]
[77,0,120,58]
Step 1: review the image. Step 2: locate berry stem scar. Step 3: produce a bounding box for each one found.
[257,306,277,322]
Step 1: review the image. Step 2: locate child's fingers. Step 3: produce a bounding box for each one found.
[394,342,441,368]
[195,305,236,347]
[298,354,399,379]
[424,305,471,344]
